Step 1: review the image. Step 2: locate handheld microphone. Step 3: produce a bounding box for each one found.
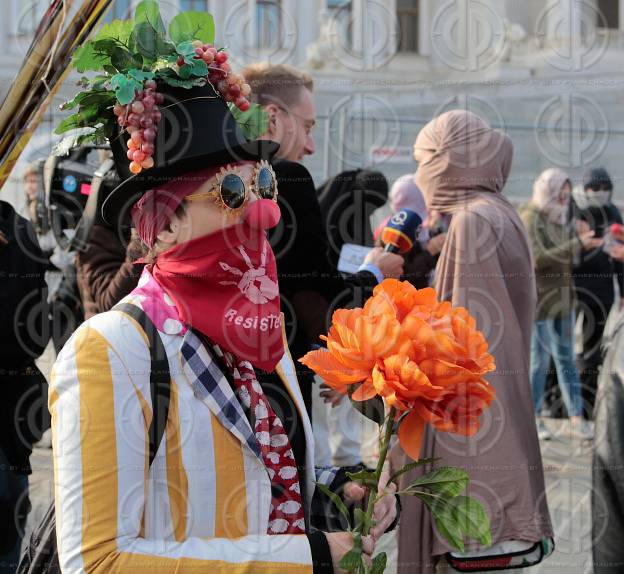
[381,209,422,254]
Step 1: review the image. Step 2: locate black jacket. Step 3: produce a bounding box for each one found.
[573,201,624,307]
[592,311,624,572]
[0,201,49,474]
[270,161,377,411]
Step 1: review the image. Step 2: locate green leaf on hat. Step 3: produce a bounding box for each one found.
[94,19,134,45]
[53,128,109,156]
[127,68,155,82]
[135,0,166,36]
[73,43,111,73]
[111,73,140,105]
[60,90,115,112]
[54,105,104,135]
[176,40,196,57]
[228,103,270,140]
[169,11,215,44]
[157,73,207,89]
[188,58,208,77]
[111,46,143,71]
[131,21,160,59]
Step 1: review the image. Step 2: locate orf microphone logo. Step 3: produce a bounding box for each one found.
[391,210,408,226]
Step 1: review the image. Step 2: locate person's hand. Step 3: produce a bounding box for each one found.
[320,383,344,407]
[364,247,404,278]
[610,242,624,262]
[579,230,603,251]
[325,531,374,573]
[575,219,591,236]
[343,467,398,541]
[426,233,447,256]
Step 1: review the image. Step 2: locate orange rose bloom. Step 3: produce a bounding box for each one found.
[300,279,496,459]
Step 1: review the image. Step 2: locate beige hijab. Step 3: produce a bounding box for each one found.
[414,110,513,212]
[394,110,552,573]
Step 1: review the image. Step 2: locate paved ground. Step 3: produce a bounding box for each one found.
[25,347,594,572]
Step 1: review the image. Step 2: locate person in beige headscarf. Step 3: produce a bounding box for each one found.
[391,110,554,573]
[519,169,601,441]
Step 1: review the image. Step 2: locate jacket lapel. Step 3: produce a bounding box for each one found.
[179,329,262,460]
[274,338,316,513]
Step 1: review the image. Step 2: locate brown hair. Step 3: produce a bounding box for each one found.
[241,63,313,108]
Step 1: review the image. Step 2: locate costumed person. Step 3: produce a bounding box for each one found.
[391,110,554,573]
[47,7,397,574]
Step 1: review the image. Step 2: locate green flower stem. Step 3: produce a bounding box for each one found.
[361,407,397,538]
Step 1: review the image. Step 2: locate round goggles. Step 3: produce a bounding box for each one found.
[185,160,278,212]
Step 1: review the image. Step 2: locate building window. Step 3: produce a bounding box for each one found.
[103,0,132,22]
[597,0,618,29]
[256,0,282,49]
[181,0,209,10]
[397,0,418,53]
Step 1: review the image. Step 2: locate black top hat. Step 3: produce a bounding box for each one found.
[102,82,279,225]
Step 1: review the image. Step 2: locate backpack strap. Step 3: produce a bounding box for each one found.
[113,302,170,468]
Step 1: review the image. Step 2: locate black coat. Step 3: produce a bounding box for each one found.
[269,161,377,414]
[592,311,624,572]
[0,200,49,474]
[573,201,624,307]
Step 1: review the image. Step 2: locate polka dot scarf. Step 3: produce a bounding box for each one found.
[213,345,306,535]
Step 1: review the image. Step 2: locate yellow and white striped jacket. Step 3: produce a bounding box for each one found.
[50,299,322,573]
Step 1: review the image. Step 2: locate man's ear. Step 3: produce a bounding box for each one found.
[264,103,280,137]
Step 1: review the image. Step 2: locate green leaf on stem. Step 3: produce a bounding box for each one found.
[315,483,351,529]
[346,468,377,489]
[388,458,440,484]
[430,501,465,552]
[169,11,215,44]
[339,533,364,571]
[405,467,469,499]
[371,552,388,574]
[447,496,492,547]
[353,507,374,533]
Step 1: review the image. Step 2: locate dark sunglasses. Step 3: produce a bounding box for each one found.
[185,160,278,211]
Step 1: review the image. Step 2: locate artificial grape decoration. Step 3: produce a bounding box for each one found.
[111,44,253,174]
[192,41,252,112]
[112,78,164,174]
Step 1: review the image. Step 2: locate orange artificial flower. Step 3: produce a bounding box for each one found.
[300,279,497,460]
[299,307,402,391]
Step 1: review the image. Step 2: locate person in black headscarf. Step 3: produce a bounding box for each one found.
[572,167,624,418]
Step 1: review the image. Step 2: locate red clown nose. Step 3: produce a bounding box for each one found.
[244,198,281,230]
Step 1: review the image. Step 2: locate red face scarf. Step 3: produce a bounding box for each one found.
[151,199,284,371]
